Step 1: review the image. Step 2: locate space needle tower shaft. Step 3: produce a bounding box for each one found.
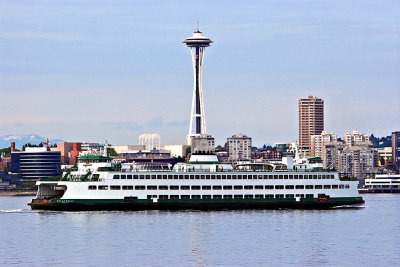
[183,28,213,138]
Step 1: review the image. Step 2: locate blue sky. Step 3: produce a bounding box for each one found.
[1,0,399,147]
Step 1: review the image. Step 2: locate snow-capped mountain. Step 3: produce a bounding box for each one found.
[0,134,64,149]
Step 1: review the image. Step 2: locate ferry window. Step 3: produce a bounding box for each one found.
[345,184,350,189]
[133,175,139,179]
[243,175,247,179]
[223,195,233,199]
[181,195,190,199]
[181,185,190,190]
[170,195,179,199]
[222,175,226,179]
[122,186,133,190]
[192,195,201,199]
[127,175,132,179]
[265,194,274,198]
[179,175,184,179]
[234,185,243,190]
[121,175,126,179]
[139,175,144,179]
[298,175,303,179]
[331,175,335,179]
[147,195,157,199]
[324,185,331,189]
[234,195,243,199]
[110,185,120,190]
[159,186,168,190]
[258,175,263,179]
[285,194,294,198]
[135,186,145,190]
[98,185,108,190]
[238,175,242,179]
[244,185,253,190]
[275,194,284,198]
[217,175,221,180]
[284,175,288,179]
[173,175,178,179]
[206,175,211,179]
[322,175,326,179]
[289,175,294,179]
[279,175,283,179]
[265,185,274,190]
[213,195,222,199]
[315,185,322,189]
[247,175,253,179]
[195,175,200,179]
[170,186,179,190]
[190,175,194,179]
[201,175,205,179]
[163,175,167,179]
[213,185,222,190]
[339,184,344,189]
[202,195,211,199]
[151,175,156,179]
[223,185,232,190]
[113,175,120,179]
[255,194,263,199]
[202,186,211,190]
[304,175,308,179]
[305,185,314,189]
[159,195,168,199]
[191,186,201,190]
[268,175,274,179]
[147,186,157,190]
[275,185,284,190]
[232,175,237,179]
[285,185,294,189]
[255,185,263,190]
[244,195,253,199]
[88,185,96,190]
[296,185,304,189]
[318,175,322,179]
[306,194,314,198]
[332,185,339,189]
[296,194,305,198]
[227,175,232,179]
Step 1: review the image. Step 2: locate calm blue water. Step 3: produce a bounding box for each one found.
[0,195,399,267]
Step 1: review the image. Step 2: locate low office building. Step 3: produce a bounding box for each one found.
[11,147,62,181]
[227,134,252,163]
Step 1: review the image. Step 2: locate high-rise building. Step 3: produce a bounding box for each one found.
[392,131,400,170]
[298,96,324,156]
[343,130,370,146]
[183,28,215,153]
[227,134,252,162]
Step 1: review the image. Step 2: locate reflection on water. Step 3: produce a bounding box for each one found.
[0,195,399,266]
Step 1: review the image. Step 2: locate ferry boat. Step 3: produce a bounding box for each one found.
[359,174,400,193]
[28,150,364,210]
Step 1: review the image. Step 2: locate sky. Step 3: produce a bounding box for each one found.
[0,0,399,147]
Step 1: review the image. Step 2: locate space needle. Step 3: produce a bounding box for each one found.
[183,27,215,152]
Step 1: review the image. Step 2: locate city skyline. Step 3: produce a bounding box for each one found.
[1,1,399,147]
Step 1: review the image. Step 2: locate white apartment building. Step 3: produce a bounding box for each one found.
[227,134,252,162]
[310,130,337,157]
[344,130,370,146]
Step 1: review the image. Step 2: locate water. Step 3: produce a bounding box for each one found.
[0,195,399,267]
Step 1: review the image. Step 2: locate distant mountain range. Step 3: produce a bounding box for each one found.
[0,134,64,150]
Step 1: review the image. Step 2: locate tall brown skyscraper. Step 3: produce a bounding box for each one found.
[298,96,324,155]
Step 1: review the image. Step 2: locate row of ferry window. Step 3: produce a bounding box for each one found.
[88,184,349,190]
[146,194,315,199]
[112,174,335,180]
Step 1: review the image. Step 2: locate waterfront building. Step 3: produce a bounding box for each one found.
[298,96,324,156]
[162,145,190,158]
[52,142,82,165]
[310,131,337,158]
[227,134,252,163]
[343,130,370,146]
[10,147,62,180]
[81,143,100,152]
[252,150,283,161]
[392,131,400,170]
[183,28,215,152]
